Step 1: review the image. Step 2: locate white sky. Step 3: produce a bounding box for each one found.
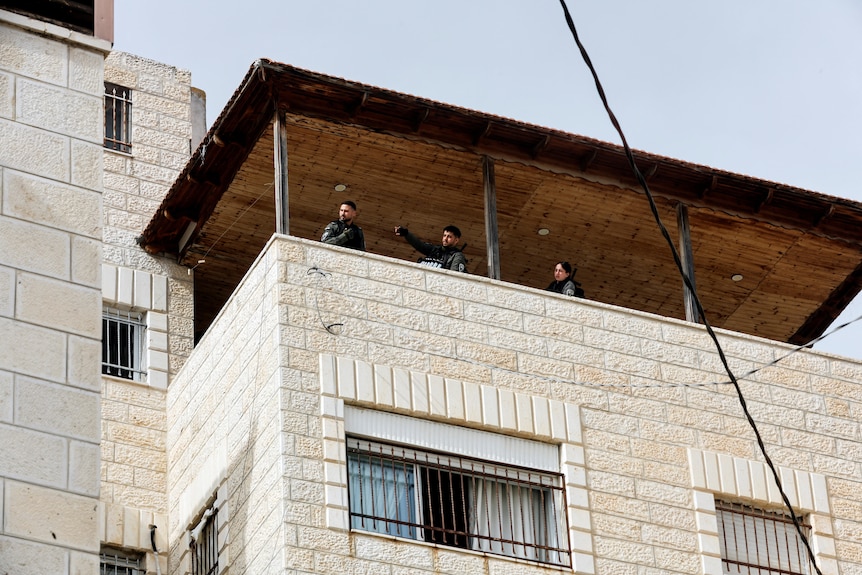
[113,0,862,360]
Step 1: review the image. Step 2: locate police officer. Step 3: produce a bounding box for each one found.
[394,224,467,272]
[321,201,365,251]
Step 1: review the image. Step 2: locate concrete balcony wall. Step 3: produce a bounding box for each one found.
[167,235,862,575]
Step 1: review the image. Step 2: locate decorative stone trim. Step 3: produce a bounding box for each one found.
[688,448,837,575]
[320,353,593,574]
[102,263,169,388]
[99,502,168,573]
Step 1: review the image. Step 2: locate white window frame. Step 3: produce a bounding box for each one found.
[346,430,571,566]
[102,306,147,382]
[102,265,170,389]
[319,354,595,573]
[688,448,837,575]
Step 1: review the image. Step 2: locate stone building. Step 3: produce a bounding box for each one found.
[1,3,196,573]
[2,4,862,575]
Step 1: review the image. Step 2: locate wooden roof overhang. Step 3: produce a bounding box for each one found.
[140,59,862,344]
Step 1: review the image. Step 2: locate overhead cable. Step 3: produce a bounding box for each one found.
[555,1,822,572]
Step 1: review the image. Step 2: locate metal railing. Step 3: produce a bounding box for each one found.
[347,437,571,567]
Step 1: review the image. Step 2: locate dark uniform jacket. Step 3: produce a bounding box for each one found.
[321,220,366,251]
[546,279,577,297]
[403,230,467,272]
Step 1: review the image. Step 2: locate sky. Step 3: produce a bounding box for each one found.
[113,0,862,360]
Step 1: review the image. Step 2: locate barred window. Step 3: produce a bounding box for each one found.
[105,82,132,153]
[347,437,571,567]
[716,500,812,575]
[190,507,219,575]
[102,307,146,381]
[100,548,145,575]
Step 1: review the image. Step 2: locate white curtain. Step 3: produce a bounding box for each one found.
[348,453,416,539]
[469,476,561,563]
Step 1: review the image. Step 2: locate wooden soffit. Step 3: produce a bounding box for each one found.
[139,60,862,344]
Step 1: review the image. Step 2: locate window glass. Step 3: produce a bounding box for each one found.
[347,437,570,567]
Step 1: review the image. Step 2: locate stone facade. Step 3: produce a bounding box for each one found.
[0,11,109,574]
[3,6,861,574]
[1,8,197,573]
[99,52,198,571]
[167,236,862,575]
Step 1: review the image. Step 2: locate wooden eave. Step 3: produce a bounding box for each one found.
[139,59,862,344]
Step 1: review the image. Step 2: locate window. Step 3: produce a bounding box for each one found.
[100,548,145,575]
[347,437,571,567]
[105,82,132,153]
[190,507,219,575]
[102,307,146,381]
[716,500,812,575]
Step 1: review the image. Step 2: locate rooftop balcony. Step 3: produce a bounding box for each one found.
[140,61,862,347]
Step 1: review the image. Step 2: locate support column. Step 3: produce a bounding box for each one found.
[677,203,699,323]
[274,108,290,235]
[483,156,501,280]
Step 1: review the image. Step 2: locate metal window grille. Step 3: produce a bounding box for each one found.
[102,307,146,381]
[190,508,219,575]
[347,437,571,567]
[100,549,145,575]
[716,500,812,575]
[105,82,132,153]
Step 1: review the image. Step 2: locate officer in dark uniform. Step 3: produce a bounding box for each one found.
[321,201,365,251]
[394,224,467,272]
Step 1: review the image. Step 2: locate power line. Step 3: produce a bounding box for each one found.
[555,1,822,572]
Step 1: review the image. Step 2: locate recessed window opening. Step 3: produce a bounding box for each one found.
[102,307,146,381]
[100,548,145,575]
[347,437,571,567]
[190,506,219,575]
[105,82,132,153]
[716,500,811,575]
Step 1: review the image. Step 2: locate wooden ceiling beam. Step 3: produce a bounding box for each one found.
[699,175,719,199]
[412,108,430,133]
[347,92,369,118]
[642,163,658,180]
[813,204,835,227]
[579,149,598,172]
[531,135,551,159]
[186,171,221,187]
[473,121,493,146]
[755,188,774,213]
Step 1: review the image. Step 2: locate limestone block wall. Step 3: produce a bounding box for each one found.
[167,235,862,575]
[166,244,284,574]
[0,11,110,574]
[103,51,195,378]
[98,52,199,570]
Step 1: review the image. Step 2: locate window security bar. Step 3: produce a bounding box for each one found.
[347,437,571,567]
[190,507,219,575]
[102,308,146,381]
[100,550,145,575]
[105,83,132,153]
[716,500,811,575]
